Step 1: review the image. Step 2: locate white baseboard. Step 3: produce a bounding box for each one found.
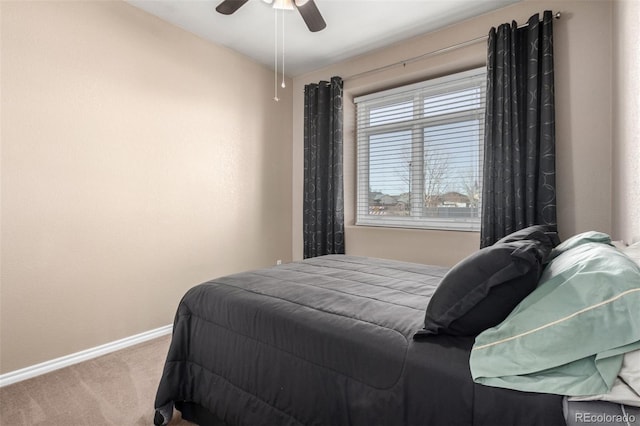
[0,324,173,388]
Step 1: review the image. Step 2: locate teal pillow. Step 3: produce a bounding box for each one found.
[470,242,640,396]
[550,230,612,259]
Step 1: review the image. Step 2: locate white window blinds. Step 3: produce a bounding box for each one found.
[355,67,486,231]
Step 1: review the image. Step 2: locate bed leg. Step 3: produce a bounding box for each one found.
[154,402,174,426]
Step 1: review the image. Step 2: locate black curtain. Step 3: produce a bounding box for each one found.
[303,76,345,258]
[481,11,557,248]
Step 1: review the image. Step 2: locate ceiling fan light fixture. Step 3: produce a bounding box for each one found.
[216,0,326,33]
[272,0,294,10]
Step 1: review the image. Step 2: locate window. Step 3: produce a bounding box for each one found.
[354,67,486,231]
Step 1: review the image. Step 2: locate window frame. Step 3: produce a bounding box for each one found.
[354,67,486,232]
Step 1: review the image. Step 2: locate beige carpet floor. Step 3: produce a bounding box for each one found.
[0,334,192,426]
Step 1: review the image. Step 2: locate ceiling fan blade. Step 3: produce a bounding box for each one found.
[215,0,249,15]
[294,0,326,32]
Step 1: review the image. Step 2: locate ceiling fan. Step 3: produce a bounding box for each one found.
[216,0,327,32]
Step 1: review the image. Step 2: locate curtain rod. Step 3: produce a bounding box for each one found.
[344,12,561,82]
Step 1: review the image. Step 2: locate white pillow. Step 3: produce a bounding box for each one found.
[569,349,640,407]
[621,241,640,267]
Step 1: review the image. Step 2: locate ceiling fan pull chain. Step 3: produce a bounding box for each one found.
[281,7,286,89]
[273,7,279,101]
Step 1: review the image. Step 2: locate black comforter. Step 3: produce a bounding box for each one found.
[155,255,564,426]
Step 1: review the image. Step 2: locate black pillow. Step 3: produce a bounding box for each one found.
[414,239,549,338]
[496,225,560,251]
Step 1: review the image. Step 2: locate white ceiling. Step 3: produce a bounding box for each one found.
[127,0,521,76]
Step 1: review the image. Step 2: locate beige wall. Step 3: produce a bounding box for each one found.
[612,0,640,244]
[0,1,293,373]
[292,0,616,266]
[2,0,634,377]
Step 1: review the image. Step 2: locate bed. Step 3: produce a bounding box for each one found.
[154,229,640,426]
